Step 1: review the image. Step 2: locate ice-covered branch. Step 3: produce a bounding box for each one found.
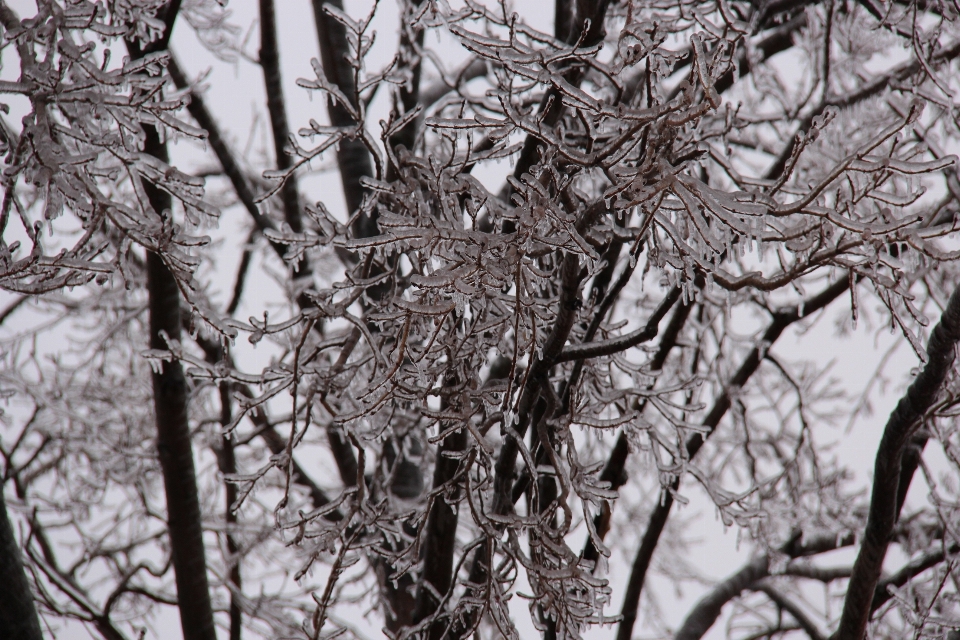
[837,283,960,640]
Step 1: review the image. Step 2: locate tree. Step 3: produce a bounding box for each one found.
[1,0,960,638]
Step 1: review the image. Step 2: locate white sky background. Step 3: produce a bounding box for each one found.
[0,0,948,638]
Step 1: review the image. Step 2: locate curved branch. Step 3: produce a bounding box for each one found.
[555,285,682,363]
[674,532,855,640]
[675,556,770,640]
[871,541,960,613]
[754,583,826,640]
[836,283,960,640]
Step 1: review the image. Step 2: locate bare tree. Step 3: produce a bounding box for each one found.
[2,0,960,639]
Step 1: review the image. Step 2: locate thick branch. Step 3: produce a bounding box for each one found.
[310,0,376,234]
[0,294,26,327]
[674,532,855,640]
[837,282,960,640]
[754,583,826,640]
[216,383,242,640]
[259,0,304,238]
[411,414,467,639]
[0,487,43,640]
[556,285,682,363]
[142,133,217,640]
[127,7,217,636]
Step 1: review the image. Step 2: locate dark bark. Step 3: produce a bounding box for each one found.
[616,278,849,640]
[457,202,608,638]
[143,135,218,640]
[674,532,855,640]
[754,584,826,640]
[126,5,218,638]
[0,295,26,327]
[258,0,305,239]
[581,296,694,565]
[411,422,467,639]
[217,383,242,640]
[676,555,771,640]
[0,486,43,640]
[388,0,427,161]
[310,0,376,236]
[836,283,960,640]
[554,0,574,44]
[504,0,612,217]
[555,285,682,363]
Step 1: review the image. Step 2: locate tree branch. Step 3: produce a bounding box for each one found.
[168,53,362,493]
[617,278,850,640]
[0,486,43,640]
[258,0,305,240]
[217,383,242,640]
[581,293,694,565]
[387,0,427,162]
[555,285,682,363]
[754,583,826,640]
[674,532,855,640]
[411,382,468,639]
[166,55,281,241]
[310,0,376,235]
[836,282,960,640]
[871,542,960,613]
[676,555,771,640]
[766,39,960,181]
[127,6,218,636]
[141,130,218,640]
[189,329,338,516]
[504,0,612,214]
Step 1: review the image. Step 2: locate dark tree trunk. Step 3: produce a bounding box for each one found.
[143,127,218,640]
[0,487,43,640]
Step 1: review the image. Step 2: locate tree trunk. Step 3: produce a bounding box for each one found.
[144,127,218,640]
[0,487,44,640]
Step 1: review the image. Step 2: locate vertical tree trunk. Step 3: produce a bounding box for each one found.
[124,4,218,635]
[0,487,43,640]
[144,128,218,640]
[219,382,242,640]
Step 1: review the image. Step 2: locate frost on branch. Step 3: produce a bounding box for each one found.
[4,1,960,639]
